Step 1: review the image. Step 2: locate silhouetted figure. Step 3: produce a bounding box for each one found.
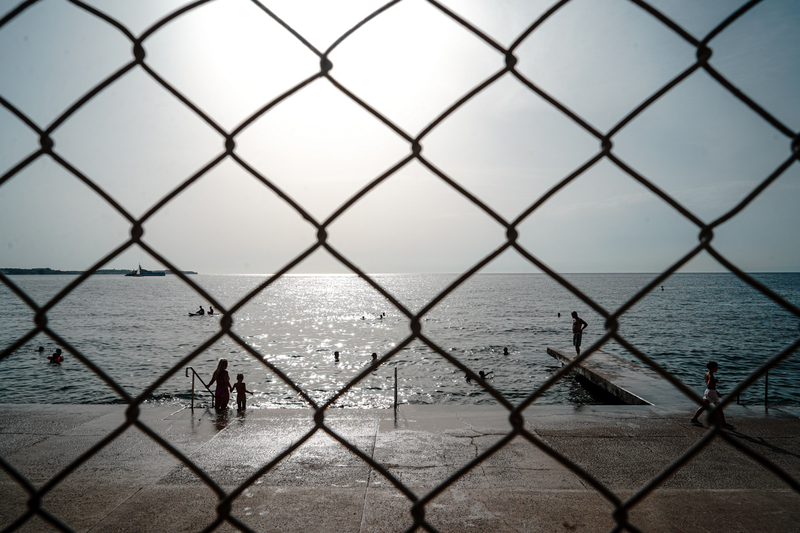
[558,312,561,318]
[479,370,493,380]
[47,348,63,365]
[208,305,214,315]
[503,347,509,356]
[233,373,253,410]
[371,352,378,363]
[197,306,205,316]
[37,346,44,354]
[209,358,231,410]
[571,311,588,356]
[334,351,340,362]
[690,361,734,429]
[465,373,472,383]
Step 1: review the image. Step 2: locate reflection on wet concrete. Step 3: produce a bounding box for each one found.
[1,403,799,533]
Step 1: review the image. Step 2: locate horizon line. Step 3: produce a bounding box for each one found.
[3,267,799,276]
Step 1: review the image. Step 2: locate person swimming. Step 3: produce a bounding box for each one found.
[208,305,214,315]
[479,370,493,380]
[47,348,63,365]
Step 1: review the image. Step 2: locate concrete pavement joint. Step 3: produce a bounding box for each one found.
[448,416,496,480]
[464,434,488,481]
[357,420,379,533]
[85,486,145,533]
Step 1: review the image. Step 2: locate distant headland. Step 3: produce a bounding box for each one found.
[1,267,198,275]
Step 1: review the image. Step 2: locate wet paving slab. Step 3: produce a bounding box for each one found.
[0,403,798,532]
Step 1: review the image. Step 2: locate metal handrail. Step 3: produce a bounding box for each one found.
[185,367,216,409]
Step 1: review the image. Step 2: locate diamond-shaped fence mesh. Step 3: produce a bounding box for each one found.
[1,0,799,531]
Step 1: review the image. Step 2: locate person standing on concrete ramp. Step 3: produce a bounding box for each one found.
[571,312,587,356]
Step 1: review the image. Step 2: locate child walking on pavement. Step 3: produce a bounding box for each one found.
[690,361,734,429]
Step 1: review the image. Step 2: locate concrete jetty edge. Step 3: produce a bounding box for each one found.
[548,346,653,405]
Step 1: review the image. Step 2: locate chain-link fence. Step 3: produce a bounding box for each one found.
[1,0,799,531]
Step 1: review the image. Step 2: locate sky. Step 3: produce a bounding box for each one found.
[0,0,798,276]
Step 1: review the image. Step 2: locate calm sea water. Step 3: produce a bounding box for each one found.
[1,273,799,408]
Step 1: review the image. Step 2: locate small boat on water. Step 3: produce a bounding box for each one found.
[125,264,165,277]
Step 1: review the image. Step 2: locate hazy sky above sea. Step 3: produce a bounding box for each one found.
[0,0,798,276]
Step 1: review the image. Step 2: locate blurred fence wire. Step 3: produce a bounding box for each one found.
[1,0,799,532]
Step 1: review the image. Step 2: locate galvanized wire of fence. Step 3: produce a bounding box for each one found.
[1,0,799,531]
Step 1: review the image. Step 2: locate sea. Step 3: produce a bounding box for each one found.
[1,273,799,409]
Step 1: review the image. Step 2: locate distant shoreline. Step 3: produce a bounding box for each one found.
[0,267,198,275]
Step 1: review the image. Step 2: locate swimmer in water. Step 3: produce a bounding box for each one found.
[465,373,472,383]
[334,351,340,362]
[47,348,63,365]
[208,305,214,315]
[503,347,509,356]
[197,306,205,316]
[371,352,377,364]
[479,370,493,380]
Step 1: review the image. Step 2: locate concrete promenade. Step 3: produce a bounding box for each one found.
[1,403,799,532]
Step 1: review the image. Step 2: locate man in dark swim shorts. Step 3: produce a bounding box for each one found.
[571,311,587,356]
